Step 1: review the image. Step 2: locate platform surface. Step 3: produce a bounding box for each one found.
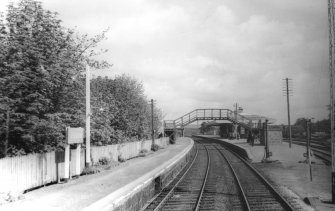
[201,135,335,211]
[1,138,193,211]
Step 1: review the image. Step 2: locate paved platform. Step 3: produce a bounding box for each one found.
[202,135,335,211]
[1,138,193,211]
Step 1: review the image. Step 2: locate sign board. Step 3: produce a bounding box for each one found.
[66,127,84,144]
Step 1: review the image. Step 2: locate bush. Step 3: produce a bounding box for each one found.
[98,157,110,165]
[118,154,126,163]
[82,166,101,175]
[139,149,148,157]
[140,149,148,154]
[151,144,160,152]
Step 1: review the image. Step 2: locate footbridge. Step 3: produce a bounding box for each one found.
[164,109,255,132]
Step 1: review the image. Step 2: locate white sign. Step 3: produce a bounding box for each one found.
[66,127,84,144]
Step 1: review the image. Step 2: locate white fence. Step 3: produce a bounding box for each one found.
[0,138,169,194]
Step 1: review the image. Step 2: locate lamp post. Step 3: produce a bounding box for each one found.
[233,103,239,139]
[265,119,269,159]
[85,64,91,167]
[85,64,106,167]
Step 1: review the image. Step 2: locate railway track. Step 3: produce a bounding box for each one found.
[283,138,330,151]
[215,145,294,211]
[283,139,331,164]
[142,143,209,210]
[142,139,295,211]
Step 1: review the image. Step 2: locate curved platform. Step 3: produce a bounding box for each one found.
[1,138,194,211]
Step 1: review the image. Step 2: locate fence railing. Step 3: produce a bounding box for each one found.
[0,138,169,194]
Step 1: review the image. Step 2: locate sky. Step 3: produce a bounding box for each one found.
[0,0,330,124]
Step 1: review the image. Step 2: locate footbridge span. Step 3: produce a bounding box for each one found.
[164,109,256,134]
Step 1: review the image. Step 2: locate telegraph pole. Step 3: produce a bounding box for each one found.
[328,0,335,203]
[85,64,91,167]
[283,78,293,148]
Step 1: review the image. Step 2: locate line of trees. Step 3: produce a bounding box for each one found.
[282,117,330,138]
[0,0,161,157]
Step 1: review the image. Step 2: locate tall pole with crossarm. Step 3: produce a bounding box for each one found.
[328,0,335,203]
[283,78,293,148]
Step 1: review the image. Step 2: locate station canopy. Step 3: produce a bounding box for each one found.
[202,112,276,127]
[239,113,276,124]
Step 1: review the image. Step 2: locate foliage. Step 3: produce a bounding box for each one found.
[139,149,148,157]
[151,143,160,152]
[294,118,308,129]
[81,166,101,175]
[98,156,111,166]
[312,119,330,134]
[90,75,162,144]
[294,117,331,134]
[118,154,125,163]
[286,117,331,138]
[140,149,148,154]
[0,0,162,157]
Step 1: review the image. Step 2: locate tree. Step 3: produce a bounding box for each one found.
[90,75,162,144]
[294,118,308,129]
[0,0,110,156]
[0,0,162,157]
[312,119,330,134]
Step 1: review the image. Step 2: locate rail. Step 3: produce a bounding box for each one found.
[141,145,199,211]
[154,147,199,211]
[194,144,210,211]
[283,139,331,164]
[219,145,295,211]
[214,145,251,211]
[143,140,295,210]
[142,143,210,210]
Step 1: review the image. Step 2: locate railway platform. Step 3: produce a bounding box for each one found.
[1,138,194,211]
[199,135,335,211]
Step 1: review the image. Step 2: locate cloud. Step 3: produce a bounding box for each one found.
[0,0,329,124]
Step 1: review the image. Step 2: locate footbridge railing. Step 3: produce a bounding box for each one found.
[164,109,252,130]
